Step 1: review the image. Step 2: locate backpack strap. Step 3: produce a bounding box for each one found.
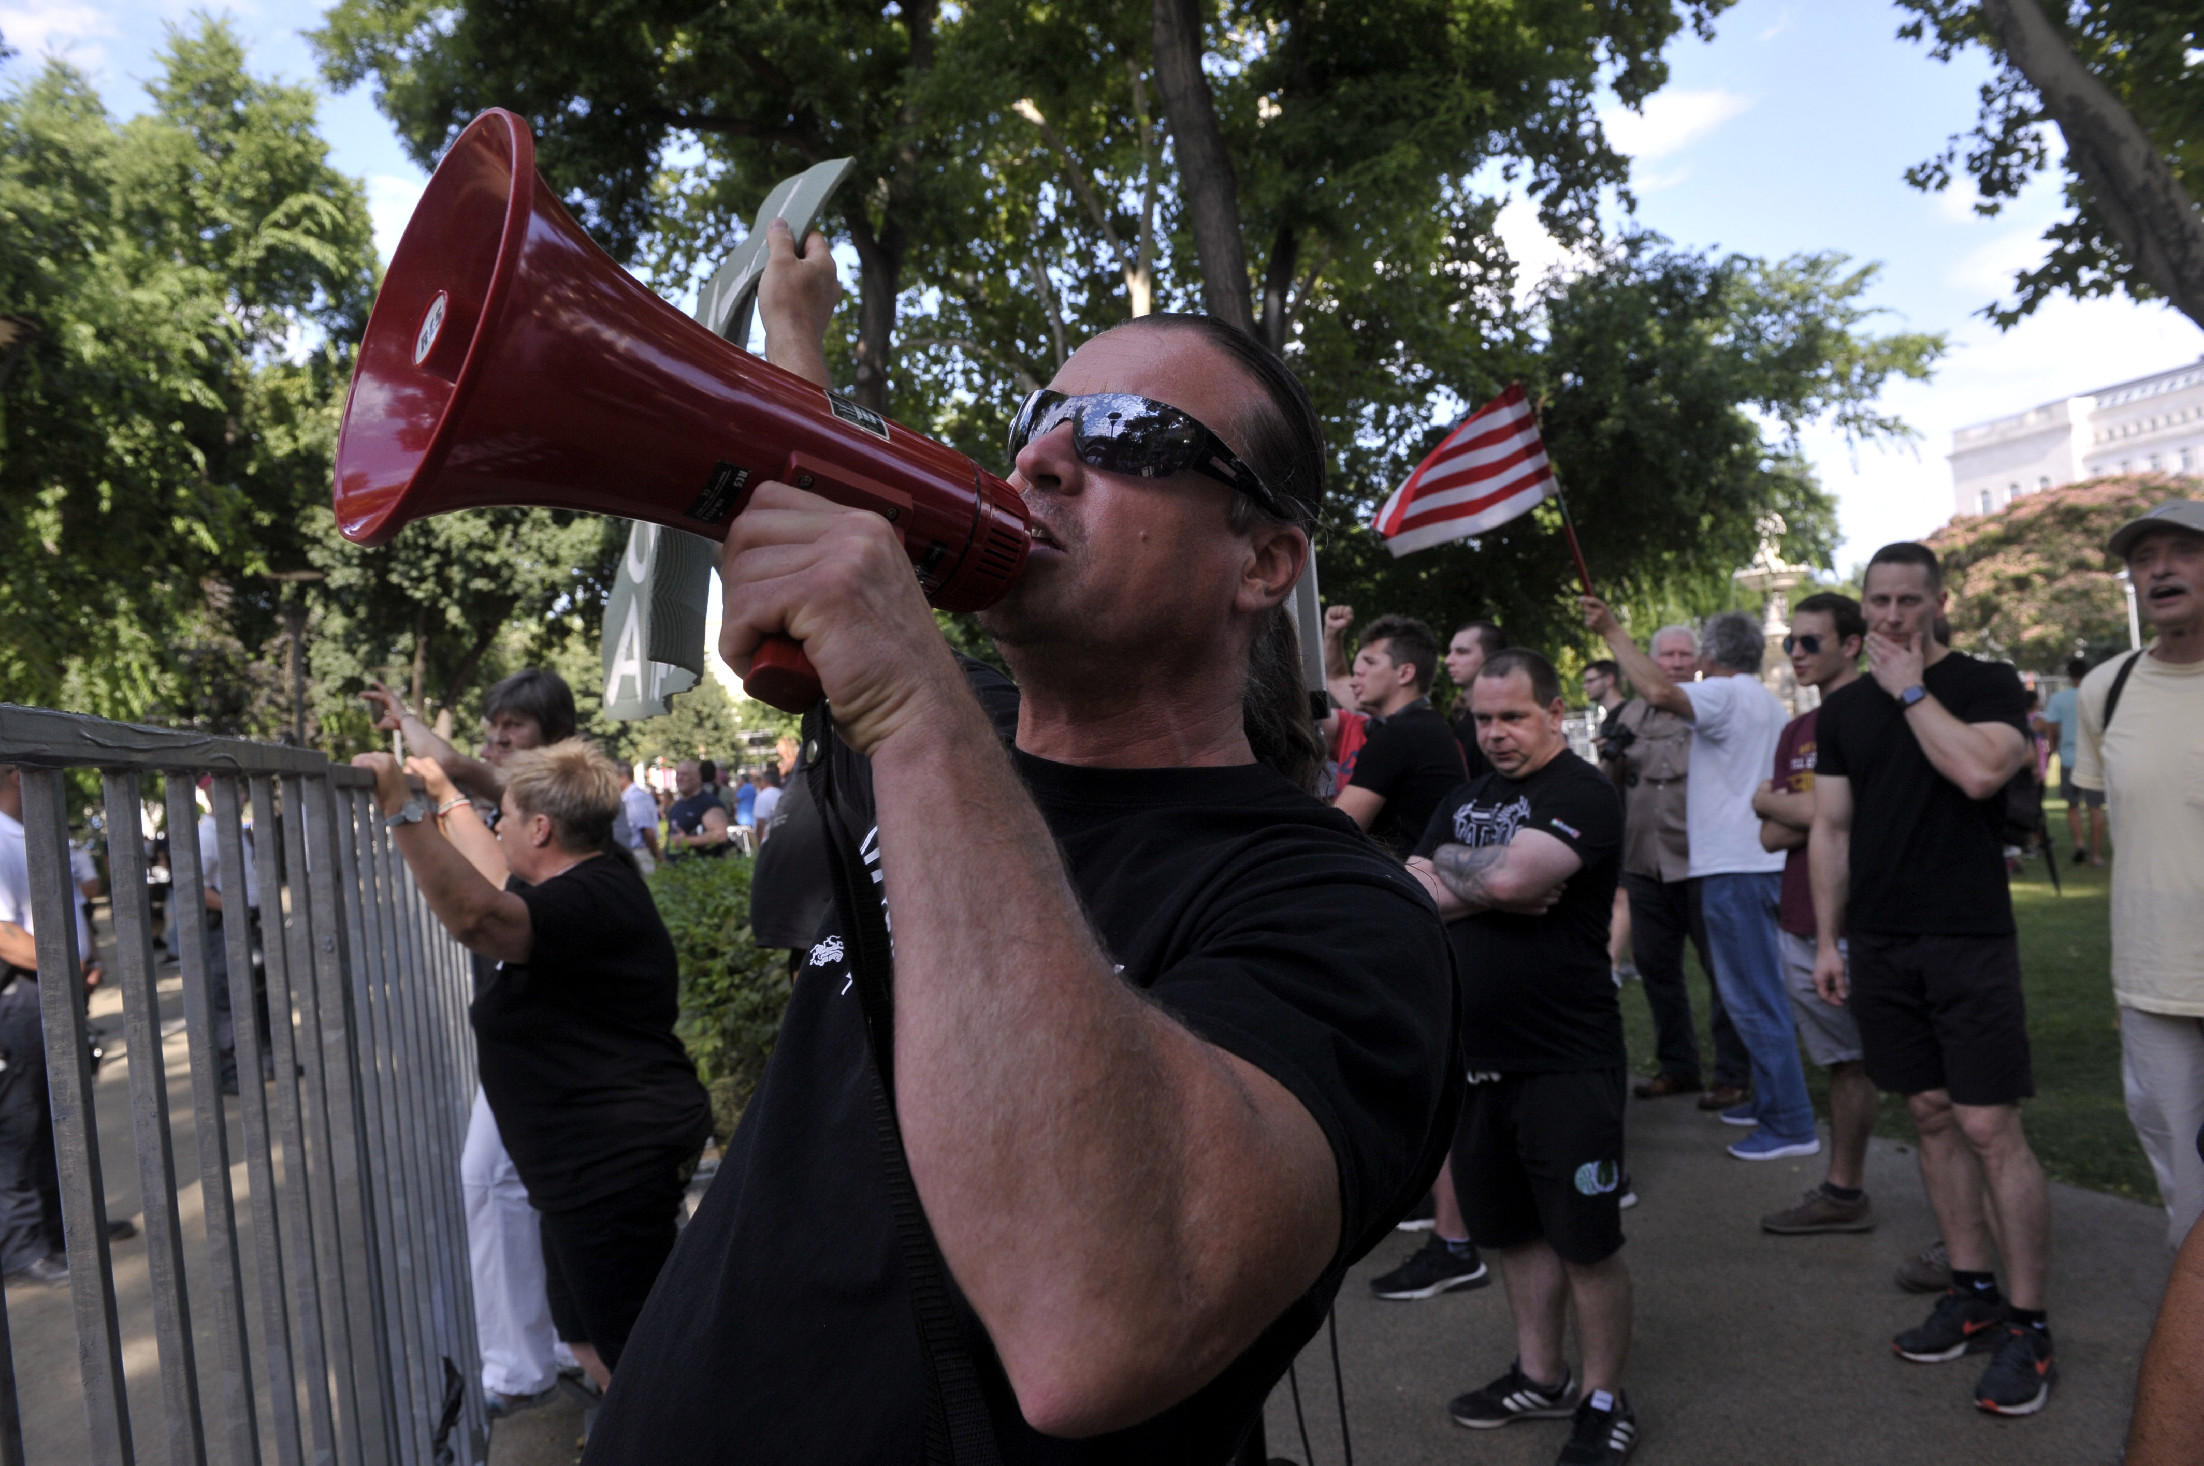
[2102,650,2146,733]
[806,715,1004,1466]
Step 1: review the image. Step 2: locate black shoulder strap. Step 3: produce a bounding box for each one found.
[806,717,1003,1466]
[2102,650,2145,733]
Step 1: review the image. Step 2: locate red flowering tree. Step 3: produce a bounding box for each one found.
[1927,472,2198,670]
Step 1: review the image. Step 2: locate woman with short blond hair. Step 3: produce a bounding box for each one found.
[356,738,710,1390]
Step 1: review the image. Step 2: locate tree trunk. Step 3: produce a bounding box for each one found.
[440,601,515,712]
[1260,222,1300,355]
[1151,0,1255,334]
[844,212,904,413]
[409,605,429,711]
[1979,0,2204,330]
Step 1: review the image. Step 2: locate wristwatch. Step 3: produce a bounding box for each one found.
[384,797,429,830]
[1898,684,1929,709]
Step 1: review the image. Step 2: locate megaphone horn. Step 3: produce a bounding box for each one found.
[333,108,1031,713]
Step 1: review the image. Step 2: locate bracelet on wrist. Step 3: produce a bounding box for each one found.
[436,796,471,818]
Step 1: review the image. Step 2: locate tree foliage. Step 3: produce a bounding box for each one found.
[1927,471,2198,669]
[1896,0,2204,329]
[0,23,372,719]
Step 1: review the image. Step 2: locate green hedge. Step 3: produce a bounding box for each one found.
[647,855,792,1140]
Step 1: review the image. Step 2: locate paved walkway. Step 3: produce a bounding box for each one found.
[1261,1091,2166,1465]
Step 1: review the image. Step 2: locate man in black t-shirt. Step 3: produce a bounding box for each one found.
[1809,542,2054,1418]
[1334,613,1466,858]
[1409,650,1638,1462]
[579,245,1459,1465]
[664,758,731,857]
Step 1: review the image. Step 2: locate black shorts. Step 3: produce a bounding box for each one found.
[1450,1069,1626,1266]
[1847,932,2034,1106]
[540,1157,692,1371]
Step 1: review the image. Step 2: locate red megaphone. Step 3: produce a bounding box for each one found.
[332,108,1031,712]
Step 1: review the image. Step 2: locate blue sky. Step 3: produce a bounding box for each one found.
[8,0,2201,573]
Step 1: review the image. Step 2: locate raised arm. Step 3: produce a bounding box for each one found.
[717,486,1342,1437]
[1581,597,1692,719]
[354,754,532,965]
[1409,829,1581,918]
[359,680,505,803]
[1866,634,2029,800]
[1321,602,1356,712]
[757,216,840,390]
[406,756,507,886]
[1808,772,1853,1004]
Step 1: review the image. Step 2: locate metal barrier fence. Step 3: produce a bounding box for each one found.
[0,704,485,1466]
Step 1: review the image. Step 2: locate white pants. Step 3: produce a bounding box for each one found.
[2121,1007,2204,1251]
[462,1088,568,1395]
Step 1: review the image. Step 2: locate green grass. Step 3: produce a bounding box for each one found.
[1618,799,2155,1203]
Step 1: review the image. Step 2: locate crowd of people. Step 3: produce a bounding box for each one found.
[1308,498,2204,1459]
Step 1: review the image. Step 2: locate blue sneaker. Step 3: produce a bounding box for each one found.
[1718,1103,1760,1127]
[1727,1129,1821,1161]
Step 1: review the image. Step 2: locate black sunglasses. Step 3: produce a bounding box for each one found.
[1782,633,1823,655]
[1006,389,1308,526]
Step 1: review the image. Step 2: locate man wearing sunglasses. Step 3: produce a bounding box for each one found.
[1750,593,1879,1236]
[587,223,1459,1464]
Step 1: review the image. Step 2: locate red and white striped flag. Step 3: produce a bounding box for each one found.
[1371,383,1555,558]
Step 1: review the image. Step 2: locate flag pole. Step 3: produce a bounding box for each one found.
[1533,392,1595,598]
[1552,477,1596,598]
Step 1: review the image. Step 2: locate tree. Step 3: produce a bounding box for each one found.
[1897,0,2204,331]
[1927,471,2198,669]
[0,23,375,722]
[1312,236,1944,656]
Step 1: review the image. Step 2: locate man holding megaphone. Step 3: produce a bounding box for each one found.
[336,109,1459,1462]
[583,229,1459,1459]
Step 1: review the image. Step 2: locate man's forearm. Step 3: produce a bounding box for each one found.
[2129,1216,2204,1464]
[0,923,35,970]
[868,689,1337,1435]
[1905,699,2027,799]
[1753,787,1814,829]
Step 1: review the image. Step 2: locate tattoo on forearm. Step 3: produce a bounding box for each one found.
[1432,842,1507,909]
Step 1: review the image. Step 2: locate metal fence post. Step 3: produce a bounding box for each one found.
[20,767,130,1464]
[101,769,208,1466]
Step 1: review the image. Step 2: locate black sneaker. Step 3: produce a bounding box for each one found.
[1448,1360,1578,1428]
[1395,1192,1438,1232]
[1557,1388,1638,1464]
[1371,1235,1490,1299]
[1973,1324,2055,1416]
[1893,1288,2009,1362]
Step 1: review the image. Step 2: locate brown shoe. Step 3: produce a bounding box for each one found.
[1761,1185,1875,1234]
[1633,1073,1703,1099]
[1894,1237,1952,1293]
[1696,1084,1748,1112]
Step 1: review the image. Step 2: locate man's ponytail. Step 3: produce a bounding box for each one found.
[1243,602,1324,793]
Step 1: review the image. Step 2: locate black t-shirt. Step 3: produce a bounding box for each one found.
[1413,750,1624,1072]
[1814,653,2029,937]
[470,851,711,1211]
[751,656,1020,951]
[587,737,1460,1465]
[668,789,728,857]
[1348,699,1467,859]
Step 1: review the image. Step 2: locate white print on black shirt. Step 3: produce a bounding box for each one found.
[808,936,844,968]
[1451,794,1531,848]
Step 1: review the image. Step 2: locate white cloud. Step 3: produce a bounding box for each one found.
[1493,194,1587,306]
[367,173,427,267]
[0,0,115,66]
[1597,89,1753,161]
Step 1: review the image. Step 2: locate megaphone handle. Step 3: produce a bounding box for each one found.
[743,636,824,714]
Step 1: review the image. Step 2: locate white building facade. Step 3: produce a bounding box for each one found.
[1950,357,2204,519]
